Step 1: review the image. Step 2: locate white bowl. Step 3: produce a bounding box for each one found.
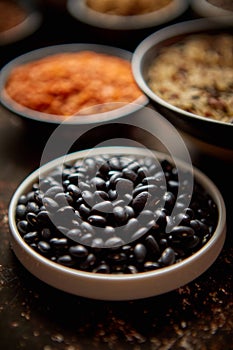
[0,43,148,130]
[8,147,226,300]
[67,0,189,30]
[0,1,42,46]
[191,0,233,18]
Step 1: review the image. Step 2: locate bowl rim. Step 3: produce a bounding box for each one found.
[0,5,42,46]
[132,17,233,128]
[190,0,233,17]
[8,146,226,300]
[67,0,189,30]
[0,43,148,125]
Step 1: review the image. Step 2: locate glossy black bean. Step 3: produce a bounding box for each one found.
[122,168,138,182]
[125,206,135,220]
[155,209,167,228]
[123,217,140,234]
[138,210,154,225]
[68,172,85,183]
[36,210,51,225]
[17,220,30,234]
[144,261,160,271]
[163,192,176,211]
[93,264,110,274]
[91,201,113,215]
[38,241,51,254]
[103,226,116,237]
[78,203,91,218]
[132,191,150,213]
[105,237,125,248]
[109,172,123,188]
[50,238,68,249]
[67,184,81,198]
[90,177,106,191]
[134,243,147,263]
[125,265,138,274]
[26,201,39,214]
[88,215,106,227]
[78,181,91,192]
[79,253,96,270]
[170,226,195,240]
[137,166,149,180]
[93,190,109,203]
[44,185,63,198]
[160,247,175,266]
[145,235,160,257]
[23,231,39,243]
[43,197,59,213]
[108,189,118,201]
[80,233,93,245]
[99,162,111,176]
[91,238,104,248]
[41,228,52,240]
[57,255,75,267]
[107,252,127,264]
[16,204,26,219]
[109,157,122,170]
[115,178,133,196]
[66,228,82,241]
[131,227,148,242]
[80,221,95,234]
[34,191,44,205]
[18,195,28,205]
[54,192,73,205]
[26,212,38,227]
[27,191,37,202]
[69,245,88,258]
[113,206,127,225]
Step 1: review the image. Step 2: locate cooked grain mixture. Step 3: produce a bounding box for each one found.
[5,51,143,118]
[147,34,233,123]
[86,0,172,15]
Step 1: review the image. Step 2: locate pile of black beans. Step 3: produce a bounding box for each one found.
[15,154,218,274]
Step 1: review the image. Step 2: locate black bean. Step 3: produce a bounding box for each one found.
[55,192,73,205]
[68,172,85,183]
[41,228,52,240]
[50,238,68,249]
[38,241,51,254]
[109,172,123,188]
[92,238,104,248]
[125,206,135,220]
[163,192,176,211]
[93,264,110,274]
[99,162,111,176]
[43,197,59,212]
[16,204,26,219]
[80,221,95,235]
[57,255,75,267]
[23,231,39,243]
[132,184,157,197]
[105,237,125,248]
[69,245,88,258]
[44,185,63,198]
[122,168,138,182]
[79,253,96,270]
[134,243,147,263]
[90,177,106,191]
[67,184,81,198]
[137,166,149,180]
[123,218,140,234]
[18,195,27,205]
[113,206,127,225]
[88,215,106,227]
[80,233,93,245]
[115,178,133,196]
[132,191,150,213]
[170,226,195,240]
[131,227,148,242]
[78,181,91,192]
[79,203,91,218]
[160,247,175,266]
[26,212,38,227]
[145,235,160,257]
[36,210,51,225]
[93,190,109,203]
[17,220,30,234]
[108,189,118,201]
[91,201,113,215]
[103,226,116,237]
[144,261,160,271]
[109,157,121,170]
[26,201,39,214]
[125,265,138,274]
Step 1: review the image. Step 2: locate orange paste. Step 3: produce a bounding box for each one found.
[5,51,143,118]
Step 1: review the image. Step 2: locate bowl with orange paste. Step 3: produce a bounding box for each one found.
[0,44,148,135]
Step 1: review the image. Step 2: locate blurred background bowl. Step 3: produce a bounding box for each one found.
[0,0,42,46]
[66,0,189,50]
[0,43,148,146]
[190,0,233,18]
[132,17,233,158]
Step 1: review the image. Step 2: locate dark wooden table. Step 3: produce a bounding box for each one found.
[0,3,232,349]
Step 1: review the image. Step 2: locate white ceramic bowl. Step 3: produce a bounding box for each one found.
[0,43,148,131]
[0,0,42,46]
[8,147,226,300]
[191,0,233,18]
[67,0,189,30]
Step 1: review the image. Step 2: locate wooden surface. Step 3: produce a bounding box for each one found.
[0,3,233,350]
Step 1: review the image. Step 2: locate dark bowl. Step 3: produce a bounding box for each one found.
[132,18,233,153]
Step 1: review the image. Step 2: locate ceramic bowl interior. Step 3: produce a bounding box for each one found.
[8,146,226,301]
[190,0,233,18]
[0,43,148,127]
[132,18,233,150]
[0,0,42,46]
[67,0,189,30]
